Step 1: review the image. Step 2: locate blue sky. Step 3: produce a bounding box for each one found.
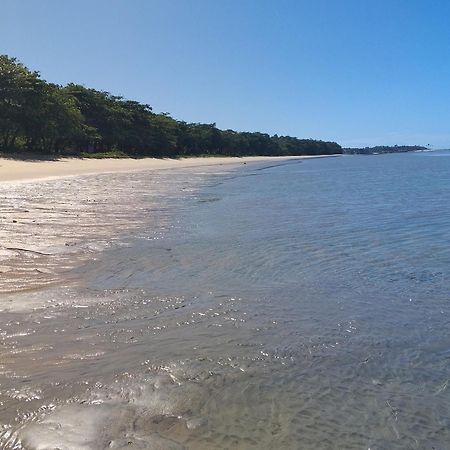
[1,0,450,147]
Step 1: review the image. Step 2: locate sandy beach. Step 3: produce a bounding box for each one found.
[0,153,341,448]
[0,155,328,183]
[2,153,449,449]
[0,154,338,297]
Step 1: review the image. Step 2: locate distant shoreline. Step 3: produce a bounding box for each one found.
[0,154,339,184]
[343,145,427,155]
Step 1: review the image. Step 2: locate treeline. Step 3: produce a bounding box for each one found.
[0,55,342,157]
[343,145,427,155]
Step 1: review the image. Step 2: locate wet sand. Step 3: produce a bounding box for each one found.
[0,155,333,297]
[0,155,325,183]
[2,154,450,449]
[0,158,301,448]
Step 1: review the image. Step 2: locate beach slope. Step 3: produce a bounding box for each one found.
[0,155,329,183]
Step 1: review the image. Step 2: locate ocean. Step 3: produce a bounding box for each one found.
[1,152,450,449]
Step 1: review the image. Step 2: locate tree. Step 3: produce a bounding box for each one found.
[0,55,41,151]
[1,55,343,157]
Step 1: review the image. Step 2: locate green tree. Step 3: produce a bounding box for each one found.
[0,55,41,150]
[1,55,343,157]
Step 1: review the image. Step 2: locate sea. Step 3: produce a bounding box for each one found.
[1,151,450,449]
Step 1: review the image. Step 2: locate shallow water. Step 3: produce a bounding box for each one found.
[1,154,450,449]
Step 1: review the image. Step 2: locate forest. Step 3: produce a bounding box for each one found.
[0,55,342,158]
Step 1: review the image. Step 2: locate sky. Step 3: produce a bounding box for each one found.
[1,0,450,148]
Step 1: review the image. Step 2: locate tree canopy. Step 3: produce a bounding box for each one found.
[0,55,342,157]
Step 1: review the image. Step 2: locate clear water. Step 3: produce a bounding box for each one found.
[1,153,450,449]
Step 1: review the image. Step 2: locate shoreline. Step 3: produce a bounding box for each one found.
[0,153,336,298]
[0,154,338,184]
[0,155,323,298]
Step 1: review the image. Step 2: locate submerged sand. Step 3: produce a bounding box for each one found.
[1,155,316,447]
[0,155,327,183]
[0,155,338,298]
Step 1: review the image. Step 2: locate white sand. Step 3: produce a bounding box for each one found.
[0,155,331,183]
[0,157,316,182]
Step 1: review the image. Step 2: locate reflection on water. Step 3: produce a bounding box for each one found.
[2,154,450,449]
[0,168,214,294]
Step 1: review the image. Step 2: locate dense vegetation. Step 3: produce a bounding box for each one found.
[0,55,342,158]
[343,145,427,155]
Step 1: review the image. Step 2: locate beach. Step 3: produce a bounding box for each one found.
[0,155,325,183]
[1,156,317,448]
[0,155,321,298]
[4,1,448,447]
[2,153,450,449]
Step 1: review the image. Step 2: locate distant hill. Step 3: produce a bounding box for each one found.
[343,145,427,155]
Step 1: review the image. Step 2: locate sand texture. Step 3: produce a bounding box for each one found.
[0,155,322,183]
